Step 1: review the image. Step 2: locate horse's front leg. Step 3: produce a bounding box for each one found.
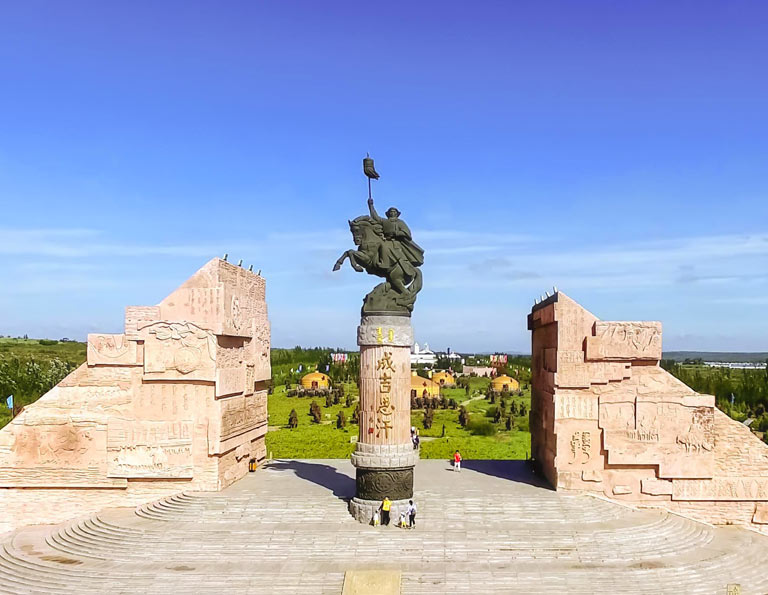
[332,251,349,271]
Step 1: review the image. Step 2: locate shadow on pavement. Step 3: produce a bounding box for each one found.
[460,459,552,489]
[266,460,355,500]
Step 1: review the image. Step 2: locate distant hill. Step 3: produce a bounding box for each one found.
[663,351,768,363]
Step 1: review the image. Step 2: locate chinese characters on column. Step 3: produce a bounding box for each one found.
[375,351,396,438]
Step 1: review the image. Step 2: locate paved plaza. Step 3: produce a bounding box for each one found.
[1,459,766,594]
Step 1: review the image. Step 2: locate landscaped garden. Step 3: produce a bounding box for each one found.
[265,373,533,460]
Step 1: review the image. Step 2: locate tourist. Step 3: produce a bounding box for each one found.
[407,499,417,528]
[381,496,391,525]
[453,450,462,472]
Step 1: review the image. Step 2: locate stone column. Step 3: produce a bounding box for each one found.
[349,314,419,523]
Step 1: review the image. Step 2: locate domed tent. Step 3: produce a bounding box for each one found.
[410,371,440,398]
[432,371,455,387]
[301,371,331,390]
[491,374,519,393]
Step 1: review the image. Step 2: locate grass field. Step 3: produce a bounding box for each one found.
[0,338,86,366]
[265,375,532,460]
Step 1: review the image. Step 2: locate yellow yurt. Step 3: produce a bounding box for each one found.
[300,371,331,389]
[410,371,440,397]
[432,371,455,387]
[491,374,519,392]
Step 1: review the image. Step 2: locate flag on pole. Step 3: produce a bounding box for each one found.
[5,395,12,410]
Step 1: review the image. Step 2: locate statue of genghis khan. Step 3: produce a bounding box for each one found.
[333,156,424,315]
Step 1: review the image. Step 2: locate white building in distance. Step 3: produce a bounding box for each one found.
[411,342,437,366]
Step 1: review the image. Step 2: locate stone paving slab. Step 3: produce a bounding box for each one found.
[0,459,766,594]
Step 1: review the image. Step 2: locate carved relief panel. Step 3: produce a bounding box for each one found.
[140,322,216,382]
[87,334,140,366]
[107,419,193,479]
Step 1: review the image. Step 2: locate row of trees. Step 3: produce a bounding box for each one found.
[663,361,768,425]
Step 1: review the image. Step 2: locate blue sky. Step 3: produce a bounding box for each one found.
[0,1,767,353]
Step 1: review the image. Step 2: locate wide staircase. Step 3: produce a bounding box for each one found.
[1,460,766,594]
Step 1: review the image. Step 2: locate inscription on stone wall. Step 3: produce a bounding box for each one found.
[220,268,265,338]
[569,431,592,464]
[555,363,591,389]
[556,393,597,420]
[244,363,255,395]
[673,477,768,501]
[586,321,662,361]
[106,420,193,479]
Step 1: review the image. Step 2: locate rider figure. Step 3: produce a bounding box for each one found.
[367,198,424,272]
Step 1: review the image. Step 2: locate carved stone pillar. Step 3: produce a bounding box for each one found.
[349,314,419,523]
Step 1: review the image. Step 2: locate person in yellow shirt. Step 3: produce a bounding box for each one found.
[381,496,392,526]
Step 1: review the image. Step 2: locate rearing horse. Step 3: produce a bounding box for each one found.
[333,216,422,309]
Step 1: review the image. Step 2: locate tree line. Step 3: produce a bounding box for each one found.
[662,360,768,430]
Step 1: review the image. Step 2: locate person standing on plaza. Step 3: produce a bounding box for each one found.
[453,449,462,472]
[381,496,392,525]
[407,499,417,528]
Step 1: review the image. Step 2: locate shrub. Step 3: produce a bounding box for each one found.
[515,415,530,432]
[38,339,58,346]
[423,408,434,430]
[468,420,496,436]
[485,406,498,419]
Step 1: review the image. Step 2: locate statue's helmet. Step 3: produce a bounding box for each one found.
[386,207,401,217]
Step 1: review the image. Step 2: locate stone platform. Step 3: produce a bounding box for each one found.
[1,459,766,594]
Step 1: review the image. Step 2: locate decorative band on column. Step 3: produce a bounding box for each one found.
[357,315,414,348]
[355,467,414,501]
[351,441,419,469]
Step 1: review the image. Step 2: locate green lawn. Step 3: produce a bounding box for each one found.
[266,375,532,460]
[0,337,86,367]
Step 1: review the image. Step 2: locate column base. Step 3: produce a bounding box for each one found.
[349,496,413,525]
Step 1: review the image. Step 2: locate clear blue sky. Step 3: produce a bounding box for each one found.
[1,1,766,352]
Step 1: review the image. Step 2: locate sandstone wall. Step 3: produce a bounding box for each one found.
[0,258,270,534]
[529,291,768,533]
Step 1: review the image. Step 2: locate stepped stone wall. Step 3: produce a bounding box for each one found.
[0,258,270,534]
[529,291,768,533]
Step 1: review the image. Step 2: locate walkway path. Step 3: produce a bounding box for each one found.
[0,459,764,594]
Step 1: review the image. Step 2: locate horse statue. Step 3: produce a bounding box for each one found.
[333,201,423,314]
